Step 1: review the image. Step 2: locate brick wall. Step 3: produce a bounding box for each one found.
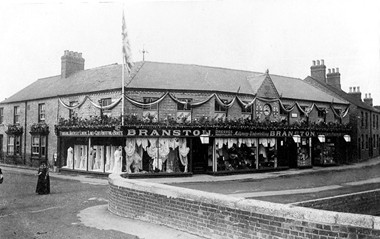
[108,174,380,239]
[296,189,380,216]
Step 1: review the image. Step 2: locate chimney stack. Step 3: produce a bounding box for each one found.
[326,67,341,89]
[61,50,85,78]
[310,59,326,83]
[364,92,373,107]
[348,86,362,102]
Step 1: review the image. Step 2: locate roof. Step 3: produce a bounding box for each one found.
[249,73,348,104]
[1,61,348,105]
[304,76,379,112]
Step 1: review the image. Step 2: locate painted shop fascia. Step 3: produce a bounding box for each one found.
[55,125,351,138]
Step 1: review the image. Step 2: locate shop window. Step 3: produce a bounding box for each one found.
[31,135,47,158]
[0,107,3,124]
[69,101,78,119]
[215,138,259,171]
[7,135,21,156]
[14,106,20,124]
[38,103,45,122]
[215,99,227,112]
[143,97,158,110]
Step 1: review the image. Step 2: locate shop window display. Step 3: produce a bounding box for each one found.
[297,138,311,167]
[136,138,190,173]
[215,138,257,171]
[258,138,277,169]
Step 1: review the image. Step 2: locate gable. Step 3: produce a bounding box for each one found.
[256,74,280,99]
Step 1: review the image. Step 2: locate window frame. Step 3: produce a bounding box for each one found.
[31,135,47,159]
[0,107,3,124]
[100,98,112,113]
[7,134,21,156]
[177,98,192,111]
[14,106,20,124]
[38,103,46,122]
[143,97,158,110]
[215,99,228,112]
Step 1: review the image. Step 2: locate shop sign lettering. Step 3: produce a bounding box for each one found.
[269,130,316,137]
[126,129,211,137]
[60,130,123,136]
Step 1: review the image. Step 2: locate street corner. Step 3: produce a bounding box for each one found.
[78,204,206,239]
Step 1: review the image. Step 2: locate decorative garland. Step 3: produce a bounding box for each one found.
[59,91,350,120]
[59,96,122,110]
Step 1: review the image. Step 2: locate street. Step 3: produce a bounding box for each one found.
[0,168,135,239]
[1,160,380,238]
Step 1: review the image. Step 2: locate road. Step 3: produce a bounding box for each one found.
[0,168,135,239]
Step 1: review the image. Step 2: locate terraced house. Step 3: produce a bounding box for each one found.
[0,51,360,177]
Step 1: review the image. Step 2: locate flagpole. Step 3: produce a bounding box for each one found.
[122,49,125,126]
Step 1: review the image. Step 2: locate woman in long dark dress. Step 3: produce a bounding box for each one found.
[36,162,50,195]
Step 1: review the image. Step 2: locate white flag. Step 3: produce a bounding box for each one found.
[122,11,133,74]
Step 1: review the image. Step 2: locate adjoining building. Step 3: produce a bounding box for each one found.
[0,51,353,176]
[305,60,380,163]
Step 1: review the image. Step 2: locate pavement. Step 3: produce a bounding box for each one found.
[1,157,380,239]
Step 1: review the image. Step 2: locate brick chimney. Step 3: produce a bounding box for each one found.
[363,93,373,107]
[326,67,341,89]
[61,50,85,78]
[310,59,326,83]
[348,86,362,102]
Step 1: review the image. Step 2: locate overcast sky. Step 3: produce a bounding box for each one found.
[1,0,380,105]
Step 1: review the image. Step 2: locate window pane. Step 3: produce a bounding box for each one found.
[15,136,21,155]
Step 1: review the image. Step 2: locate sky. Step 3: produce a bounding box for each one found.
[0,0,380,105]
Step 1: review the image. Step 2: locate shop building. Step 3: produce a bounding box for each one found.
[0,51,353,176]
[305,60,380,163]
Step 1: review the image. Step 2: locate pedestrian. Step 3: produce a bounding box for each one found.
[36,162,50,195]
[0,168,3,184]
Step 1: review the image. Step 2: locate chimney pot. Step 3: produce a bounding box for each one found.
[365,93,368,98]
[349,87,352,92]
[328,69,331,74]
[321,59,324,65]
[353,87,356,92]
[332,68,335,73]
[369,93,372,98]
[336,67,339,73]
[313,60,316,66]
[317,60,320,65]
[358,86,360,92]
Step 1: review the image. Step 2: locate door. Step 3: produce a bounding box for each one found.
[191,137,209,174]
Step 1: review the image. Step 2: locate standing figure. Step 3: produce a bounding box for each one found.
[36,162,50,195]
[0,168,3,184]
[113,146,123,173]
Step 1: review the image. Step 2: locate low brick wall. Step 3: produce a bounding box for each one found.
[295,189,380,216]
[108,174,380,239]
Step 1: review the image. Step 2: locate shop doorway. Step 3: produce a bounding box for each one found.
[191,137,209,174]
[288,141,298,168]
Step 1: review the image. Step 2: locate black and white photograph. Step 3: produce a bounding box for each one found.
[0,0,380,238]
